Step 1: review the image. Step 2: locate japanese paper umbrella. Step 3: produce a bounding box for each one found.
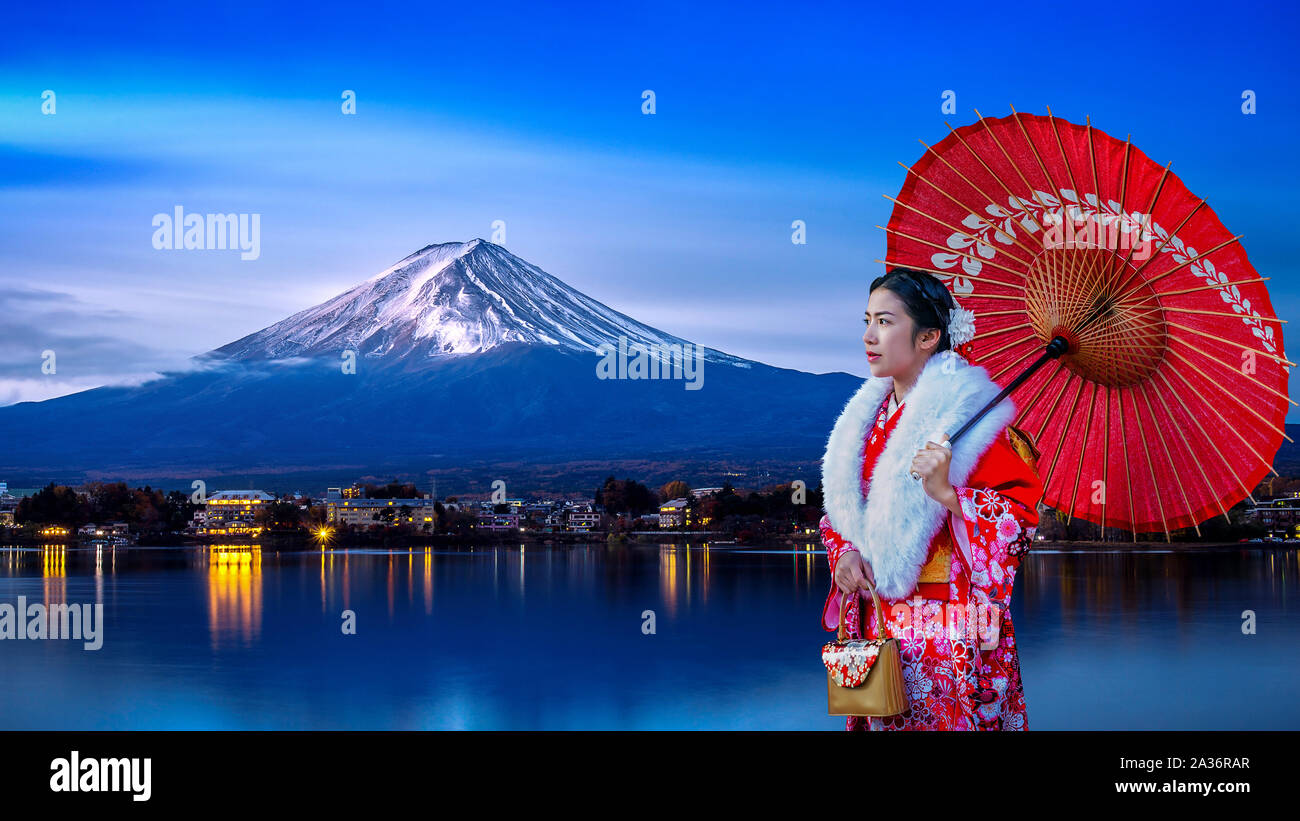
[879,105,1291,541]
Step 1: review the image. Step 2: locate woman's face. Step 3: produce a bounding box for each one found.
[862,286,937,378]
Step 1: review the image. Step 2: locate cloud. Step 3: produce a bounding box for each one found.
[0,286,192,405]
[0,375,165,406]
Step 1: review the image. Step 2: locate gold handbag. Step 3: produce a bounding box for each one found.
[822,578,908,717]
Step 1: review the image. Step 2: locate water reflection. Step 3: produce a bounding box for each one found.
[206,545,262,648]
[0,542,1294,729]
[424,548,433,615]
[1020,548,1299,625]
[659,545,678,617]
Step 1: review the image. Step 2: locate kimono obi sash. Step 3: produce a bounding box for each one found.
[913,529,952,601]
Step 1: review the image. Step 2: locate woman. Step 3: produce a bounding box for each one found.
[820,267,1043,731]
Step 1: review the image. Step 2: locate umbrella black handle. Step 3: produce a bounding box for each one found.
[948,335,1071,446]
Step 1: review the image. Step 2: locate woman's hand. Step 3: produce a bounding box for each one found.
[834,549,876,597]
[912,430,961,515]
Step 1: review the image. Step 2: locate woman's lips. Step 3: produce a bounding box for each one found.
[867,352,881,362]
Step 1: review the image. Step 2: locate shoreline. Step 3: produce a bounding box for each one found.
[0,532,1288,551]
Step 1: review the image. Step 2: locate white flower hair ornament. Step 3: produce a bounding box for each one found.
[945,303,976,347]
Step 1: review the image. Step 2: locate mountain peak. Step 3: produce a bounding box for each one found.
[371,238,485,282]
[212,241,740,366]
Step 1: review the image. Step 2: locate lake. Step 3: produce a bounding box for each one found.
[0,541,1295,729]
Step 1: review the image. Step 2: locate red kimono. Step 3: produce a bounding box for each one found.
[821,388,1042,731]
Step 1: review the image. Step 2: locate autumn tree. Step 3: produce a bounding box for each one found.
[659,480,691,503]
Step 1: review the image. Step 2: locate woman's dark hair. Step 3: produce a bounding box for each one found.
[868,267,955,353]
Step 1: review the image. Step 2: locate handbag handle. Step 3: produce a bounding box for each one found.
[837,573,887,642]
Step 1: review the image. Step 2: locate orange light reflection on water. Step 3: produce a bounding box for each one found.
[207,545,262,649]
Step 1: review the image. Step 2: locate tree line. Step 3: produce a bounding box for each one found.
[595,476,825,538]
[15,482,197,532]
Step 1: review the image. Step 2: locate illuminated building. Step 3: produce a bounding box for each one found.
[77,522,132,542]
[658,498,694,529]
[1244,493,1300,540]
[565,510,600,532]
[199,490,273,536]
[324,488,437,528]
[0,484,17,527]
[477,511,522,531]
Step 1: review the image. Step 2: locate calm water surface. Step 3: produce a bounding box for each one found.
[0,542,1295,729]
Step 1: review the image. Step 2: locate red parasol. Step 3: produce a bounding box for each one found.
[880,106,1291,540]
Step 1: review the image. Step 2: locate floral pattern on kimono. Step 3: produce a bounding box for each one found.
[821,389,1041,731]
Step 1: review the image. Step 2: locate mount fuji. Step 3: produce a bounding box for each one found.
[0,240,862,491]
[211,238,745,367]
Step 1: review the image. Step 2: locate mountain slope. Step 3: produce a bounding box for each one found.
[0,241,860,488]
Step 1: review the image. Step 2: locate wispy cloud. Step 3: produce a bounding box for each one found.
[0,287,192,404]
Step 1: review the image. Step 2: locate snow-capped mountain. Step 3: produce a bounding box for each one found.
[0,240,860,488]
[213,239,744,366]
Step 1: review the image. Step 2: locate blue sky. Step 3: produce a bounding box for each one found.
[3,0,1299,416]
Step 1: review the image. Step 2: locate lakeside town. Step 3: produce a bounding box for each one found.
[0,475,1297,547]
[0,477,826,546]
